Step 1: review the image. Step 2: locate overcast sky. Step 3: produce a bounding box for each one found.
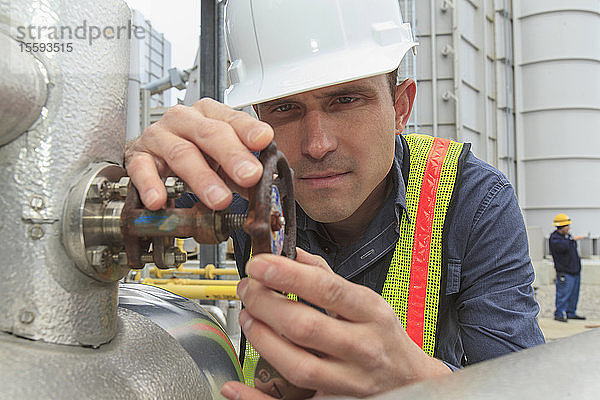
[125,0,201,104]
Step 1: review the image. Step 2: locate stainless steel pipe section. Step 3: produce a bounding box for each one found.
[0,0,130,346]
[373,328,600,399]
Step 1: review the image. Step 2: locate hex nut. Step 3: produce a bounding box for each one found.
[88,177,109,201]
[140,253,154,264]
[112,250,129,266]
[88,245,111,271]
[100,180,114,201]
[174,247,187,265]
[165,177,185,198]
[114,177,131,198]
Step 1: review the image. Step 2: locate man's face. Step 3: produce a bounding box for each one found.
[559,225,571,235]
[256,75,397,223]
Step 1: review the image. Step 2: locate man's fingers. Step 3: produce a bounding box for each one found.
[160,105,264,190]
[237,278,371,362]
[238,310,369,396]
[156,106,262,189]
[245,254,390,322]
[221,381,275,400]
[138,123,233,210]
[125,151,167,210]
[125,100,272,210]
[192,98,274,151]
[126,122,232,210]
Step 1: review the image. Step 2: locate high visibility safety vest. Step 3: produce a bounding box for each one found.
[241,134,467,385]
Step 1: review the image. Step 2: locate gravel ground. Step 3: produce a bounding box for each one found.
[534,282,600,320]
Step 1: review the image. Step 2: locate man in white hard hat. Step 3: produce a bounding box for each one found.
[125,0,544,398]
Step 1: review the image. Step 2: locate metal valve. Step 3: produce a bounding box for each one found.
[63,142,296,282]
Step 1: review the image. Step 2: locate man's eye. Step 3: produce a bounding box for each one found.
[336,96,357,104]
[273,104,293,112]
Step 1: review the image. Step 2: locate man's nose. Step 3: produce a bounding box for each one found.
[301,111,338,160]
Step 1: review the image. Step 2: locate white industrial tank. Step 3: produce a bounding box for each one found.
[407,0,518,183]
[514,0,600,236]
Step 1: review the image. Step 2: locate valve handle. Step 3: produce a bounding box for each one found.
[244,142,296,259]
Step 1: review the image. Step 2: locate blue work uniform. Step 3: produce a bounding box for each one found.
[549,230,582,319]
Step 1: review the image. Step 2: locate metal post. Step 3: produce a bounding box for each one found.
[429,0,438,138]
[141,89,151,131]
[200,0,217,100]
[199,0,228,268]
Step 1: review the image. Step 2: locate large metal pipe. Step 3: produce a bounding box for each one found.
[0,0,129,347]
[0,31,48,145]
[372,328,600,399]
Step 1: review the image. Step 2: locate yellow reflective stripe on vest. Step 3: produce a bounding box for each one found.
[382,134,463,356]
[243,339,260,386]
[242,248,297,386]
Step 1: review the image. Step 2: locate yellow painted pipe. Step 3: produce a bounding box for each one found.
[143,282,239,300]
[177,267,239,278]
[142,278,239,286]
[150,263,239,279]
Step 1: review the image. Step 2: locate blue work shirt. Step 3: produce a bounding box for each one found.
[178,135,545,370]
[549,231,581,275]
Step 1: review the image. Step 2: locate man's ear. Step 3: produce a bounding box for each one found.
[394,78,416,134]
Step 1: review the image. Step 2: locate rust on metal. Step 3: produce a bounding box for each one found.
[244,141,296,260]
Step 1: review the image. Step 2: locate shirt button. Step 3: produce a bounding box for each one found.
[324,246,331,253]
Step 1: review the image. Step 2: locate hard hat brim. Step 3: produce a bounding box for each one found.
[553,220,572,227]
[224,42,417,110]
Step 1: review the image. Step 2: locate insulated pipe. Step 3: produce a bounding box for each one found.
[142,282,239,300]
[0,32,48,145]
[372,329,600,399]
[0,0,130,347]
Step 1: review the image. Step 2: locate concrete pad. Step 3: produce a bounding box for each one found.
[538,317,600,341]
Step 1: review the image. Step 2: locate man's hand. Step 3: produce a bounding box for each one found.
[221,381,275,400]
[225,248,451,399]
[124,98,274,210]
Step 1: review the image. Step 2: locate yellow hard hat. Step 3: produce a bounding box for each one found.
[553,213,572,227]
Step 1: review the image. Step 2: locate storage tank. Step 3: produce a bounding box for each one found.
[513,0,600,236]
[409,0,518,183]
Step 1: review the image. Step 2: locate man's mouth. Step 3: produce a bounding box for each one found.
[297,171,350,189]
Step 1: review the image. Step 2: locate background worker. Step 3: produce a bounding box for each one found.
[125,0,544,398]
[550,213,586,322]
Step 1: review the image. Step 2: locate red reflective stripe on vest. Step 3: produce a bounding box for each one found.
[405,137,450,348]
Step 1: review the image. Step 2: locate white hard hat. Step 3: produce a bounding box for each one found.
[224,0,418,109]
